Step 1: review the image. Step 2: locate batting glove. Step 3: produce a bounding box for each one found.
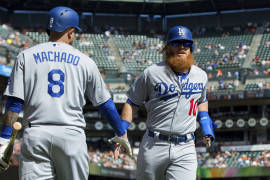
[0,137,10,159]
[108,136,133,156]
[0,137,10,173]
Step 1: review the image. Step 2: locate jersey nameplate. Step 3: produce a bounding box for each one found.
[33,51,80,66]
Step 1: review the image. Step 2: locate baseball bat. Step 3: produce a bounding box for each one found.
[2,122,22,163]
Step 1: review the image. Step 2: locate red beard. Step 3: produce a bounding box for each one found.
[165,50,194,73]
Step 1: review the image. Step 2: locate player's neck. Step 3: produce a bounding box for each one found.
[50,39,72,45]
[49,36,72,45]
[175,67,191,74]
[179,68,189,73]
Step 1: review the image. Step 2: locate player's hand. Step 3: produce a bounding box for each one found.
[0,137,10,159]
[0,137,10,173]
[203,135,212,148]
[113,142,121,160]
[108,133,132,160]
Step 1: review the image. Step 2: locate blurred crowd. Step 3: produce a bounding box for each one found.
[195,40,249,72]
[0,22,270,93]
[198,150,270,168]
[10,139,270,170]
[88,148,136,170]
[251,21,270,77]
[0,23,35,66]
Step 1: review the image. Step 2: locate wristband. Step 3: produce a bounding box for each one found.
[0,125,13,139]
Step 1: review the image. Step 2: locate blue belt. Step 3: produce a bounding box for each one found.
[148,130,194,144]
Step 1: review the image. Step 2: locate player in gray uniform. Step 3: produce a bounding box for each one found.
[0,6,130,180]
[117,26,216,180]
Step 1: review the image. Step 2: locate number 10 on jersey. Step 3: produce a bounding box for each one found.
[48,69,65,97]
[189,99,198,116]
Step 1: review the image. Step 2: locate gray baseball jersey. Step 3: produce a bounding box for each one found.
[4,42,110,128]
[127,61,207,135]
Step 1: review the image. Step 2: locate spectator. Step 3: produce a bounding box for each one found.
[217,69,223,77]
[105,30,111,40]
[234,71,239,79]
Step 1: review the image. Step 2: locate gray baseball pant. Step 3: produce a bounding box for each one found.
[136,132,197,180]
[19,125,89,180]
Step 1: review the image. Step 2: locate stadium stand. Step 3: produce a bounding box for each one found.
[255,32,270,67]
[194,32,253,69]
[1,0,270,180]
[113,34,163,72]
[2,21,270,179]
[198,150,270,168]
[0,22,270,95]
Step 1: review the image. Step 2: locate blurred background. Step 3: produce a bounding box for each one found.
[0,0,270,179]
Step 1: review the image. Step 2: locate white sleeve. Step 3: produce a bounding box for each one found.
[4,52,25,100]
[85,63,111,107]
[199,78,207,104]
[127,71,148,106]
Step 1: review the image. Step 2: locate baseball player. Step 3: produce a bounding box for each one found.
[117,26,216,180]
[0,6,131,180]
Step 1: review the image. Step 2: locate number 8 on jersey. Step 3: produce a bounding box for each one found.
[48,69,65,97]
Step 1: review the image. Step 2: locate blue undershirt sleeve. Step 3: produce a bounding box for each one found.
[5,96,24,113]
[1,96,24,139]
[98,98,128,136]
[126,98,140,108]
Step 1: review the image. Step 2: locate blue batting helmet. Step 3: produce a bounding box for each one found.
[47,6,82,34]
[167,26,193,43]
[167,26,194,51]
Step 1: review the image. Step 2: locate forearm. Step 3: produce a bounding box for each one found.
[121,102,138,123]
[197,100,216,139]
[198,101,208,112]
[0,110,19,139]
[3,96,23,126]
[2,110,19,126]
[1,96,23,139]
[98,98,129,136]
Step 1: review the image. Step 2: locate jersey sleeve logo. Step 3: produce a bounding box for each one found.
[49,17,54,28]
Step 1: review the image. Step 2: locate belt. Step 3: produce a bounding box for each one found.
[28,122,73,128]
[148,130,194,144]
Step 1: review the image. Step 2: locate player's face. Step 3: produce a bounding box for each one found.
[165,41,194,73]
[169,41,192,57]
